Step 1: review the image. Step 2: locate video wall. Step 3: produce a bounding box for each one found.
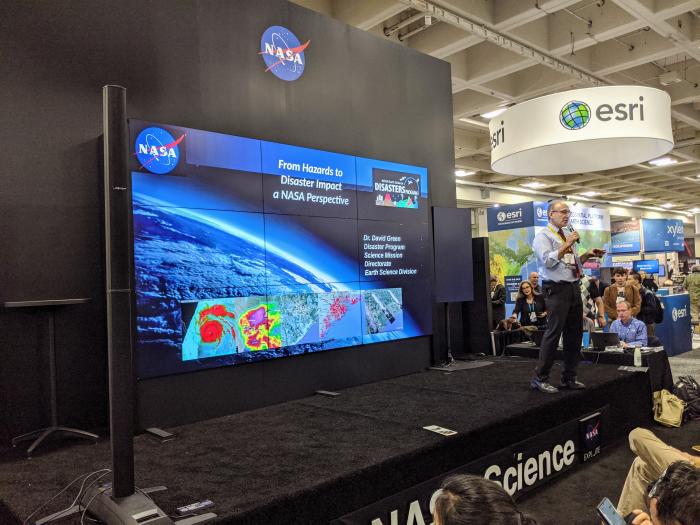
[129,120,432,378]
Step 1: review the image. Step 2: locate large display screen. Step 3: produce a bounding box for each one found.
[129,120,431,378]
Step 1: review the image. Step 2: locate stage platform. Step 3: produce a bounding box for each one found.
[0,359,652,524]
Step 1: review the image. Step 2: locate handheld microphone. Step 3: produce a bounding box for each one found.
[565,225,580,243]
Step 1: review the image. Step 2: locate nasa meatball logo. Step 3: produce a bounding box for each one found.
[134,127,185,175]
[259,26,310,81]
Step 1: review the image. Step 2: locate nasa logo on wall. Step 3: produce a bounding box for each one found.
[259,26,310,81]
[134,127,184,174]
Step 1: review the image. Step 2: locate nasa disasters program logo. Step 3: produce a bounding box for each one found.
[134,127,184,175]
[260,26,310,81]
[560,101,591,130]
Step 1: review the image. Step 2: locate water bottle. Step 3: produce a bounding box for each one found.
[634,347,642,367]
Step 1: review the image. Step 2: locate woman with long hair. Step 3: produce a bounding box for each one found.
[511,280,547,327]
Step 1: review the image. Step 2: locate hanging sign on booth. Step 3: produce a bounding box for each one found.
[490,86,673,175]
[642,219,684,252]
[611,219,641,253]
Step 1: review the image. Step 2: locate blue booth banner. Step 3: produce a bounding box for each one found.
[655,293,692,356]
[534,201,549,227]
[487,203,535,232]
[642,219,684,252]
[611,219,641,253]
[488,202,611,299]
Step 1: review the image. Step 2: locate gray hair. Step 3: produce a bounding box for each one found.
[547,199,568,216]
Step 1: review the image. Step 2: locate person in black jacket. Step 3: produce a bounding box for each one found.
[490,275,506,329]
[511,280,547,327]
[639,269,659,292]
[629,272,657,336]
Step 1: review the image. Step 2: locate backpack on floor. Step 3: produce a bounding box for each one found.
[653,389,686,427]
[673,375,700,422]
[651,293,664,324]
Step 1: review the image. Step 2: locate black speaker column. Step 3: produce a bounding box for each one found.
[103,84,135,498]
[462,237,493,355]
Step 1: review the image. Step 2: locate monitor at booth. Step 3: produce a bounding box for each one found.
[658,265,666,277]
[633,260,660,274]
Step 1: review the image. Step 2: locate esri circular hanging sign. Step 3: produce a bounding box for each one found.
[489,86,673,176]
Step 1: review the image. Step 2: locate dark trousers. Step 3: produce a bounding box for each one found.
[537,281,583,381]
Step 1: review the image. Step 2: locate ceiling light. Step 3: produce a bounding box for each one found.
[579,191,599,197]
[624,197,642,203]
[659,71,683,86]
[455,169,475,177]
[480,107,508,119]
[648,157,677,167]
[458,117,489,129]
[661,203,673,208]
[520,181,547,189]
[690,208,700,213]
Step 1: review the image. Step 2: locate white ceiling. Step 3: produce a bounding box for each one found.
[291,0,700,215]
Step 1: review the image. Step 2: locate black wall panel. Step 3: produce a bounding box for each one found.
[0,0,455,438]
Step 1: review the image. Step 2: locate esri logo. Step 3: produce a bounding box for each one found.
[259,26,310,81]
[536,207,545,218]
[560,101,591,130]
[672,307,687,322]
[497,211,506,222]
[134,127,185,174]
[560,96,645,130]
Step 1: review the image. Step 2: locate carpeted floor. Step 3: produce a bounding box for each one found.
[0,359,667,524]
[668,334,700,380]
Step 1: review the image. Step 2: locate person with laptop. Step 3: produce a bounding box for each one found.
[609,301,647,348]
[530,200,606,394]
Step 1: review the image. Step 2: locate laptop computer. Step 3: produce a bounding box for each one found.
[590,331,620,351]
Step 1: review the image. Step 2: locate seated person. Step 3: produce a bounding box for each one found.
[624,460,700,525]
[510,280,547,327]
[604,267,641,321]
[432,474,538,525]
[618,427,700,518]
[609,301,647,348]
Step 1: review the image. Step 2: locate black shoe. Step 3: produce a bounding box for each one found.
[560,379,586,390]
[530,377,559,394]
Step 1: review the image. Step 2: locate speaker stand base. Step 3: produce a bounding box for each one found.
[12,426,98,457]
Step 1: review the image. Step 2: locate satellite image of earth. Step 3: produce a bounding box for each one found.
[132,195,364,377]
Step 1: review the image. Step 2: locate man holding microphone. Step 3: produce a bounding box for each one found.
[531,200,606,393]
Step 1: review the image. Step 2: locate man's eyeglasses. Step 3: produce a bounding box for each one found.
[551,210,571,215]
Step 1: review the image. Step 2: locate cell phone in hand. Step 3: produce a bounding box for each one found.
[597,498,635,525]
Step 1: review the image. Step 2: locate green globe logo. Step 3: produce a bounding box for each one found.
[560,100,591,130]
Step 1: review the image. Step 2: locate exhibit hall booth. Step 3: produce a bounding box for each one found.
[0,2,674,524]
[489,205,692,356]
